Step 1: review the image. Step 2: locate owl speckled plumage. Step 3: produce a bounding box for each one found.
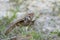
[5,13,35,35]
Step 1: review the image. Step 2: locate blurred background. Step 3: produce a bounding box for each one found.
[0,0,60,40]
